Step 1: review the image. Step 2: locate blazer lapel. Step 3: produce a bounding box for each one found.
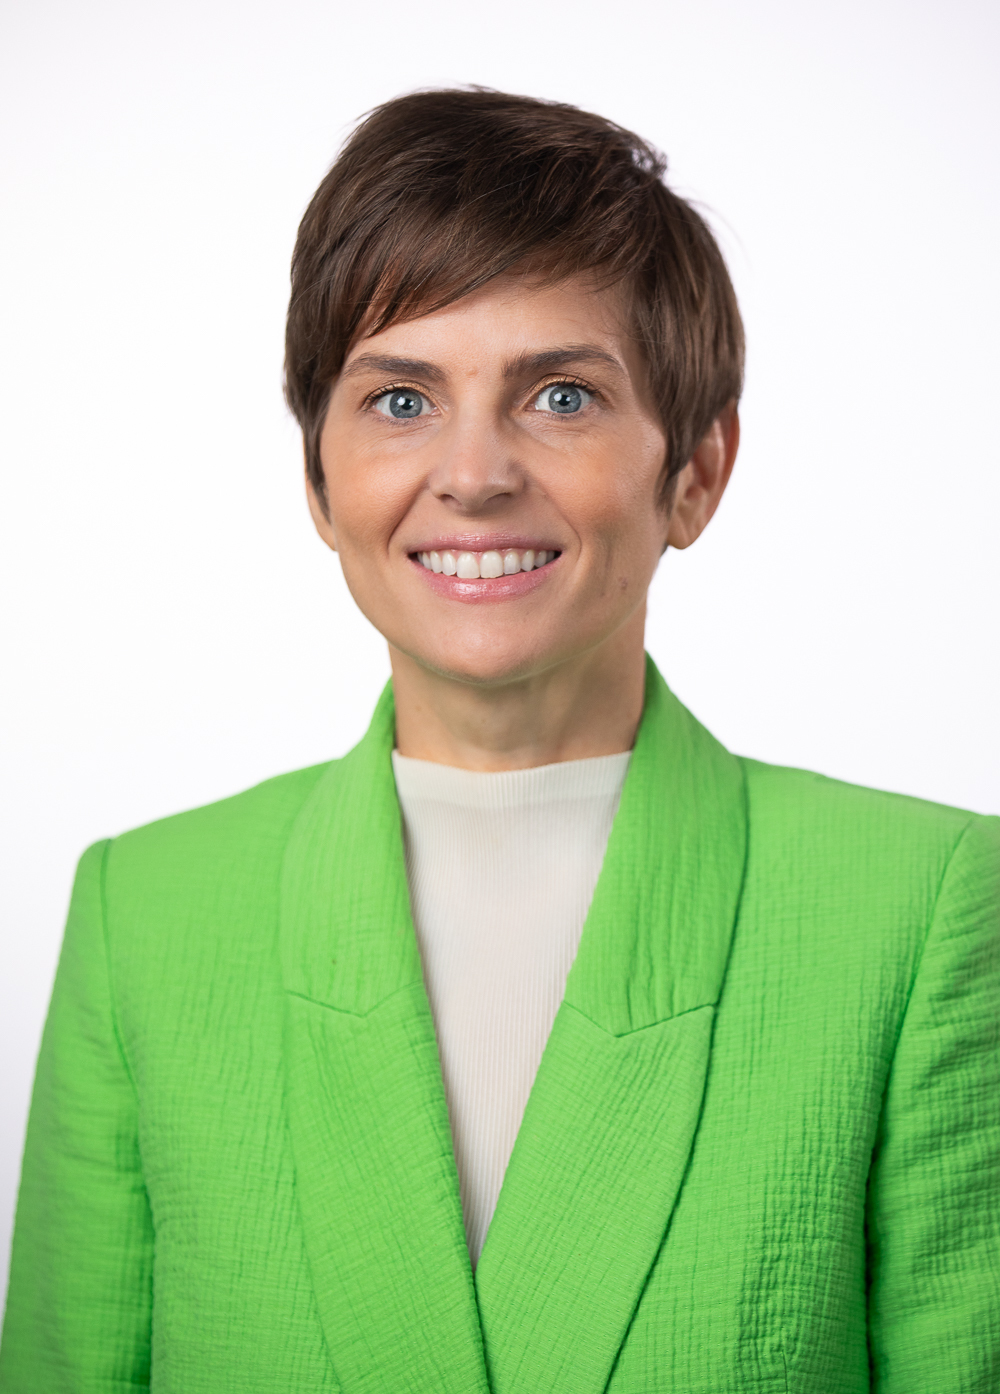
[279,685,489,1394]
[474,656,748,1394]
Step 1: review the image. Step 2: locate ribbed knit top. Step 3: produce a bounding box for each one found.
[391,749,631,1266]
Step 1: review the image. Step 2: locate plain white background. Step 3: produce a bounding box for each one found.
[1,0,998,1292]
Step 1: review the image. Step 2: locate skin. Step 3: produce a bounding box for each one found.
[308,273,739,771]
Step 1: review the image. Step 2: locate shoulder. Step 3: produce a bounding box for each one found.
[724,761,998,1079]
[79,760,344,1003]
[738,754,995,870]
[101,759,334,898]
[736,755,998,963]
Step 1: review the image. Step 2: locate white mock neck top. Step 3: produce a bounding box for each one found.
[391,749,631,1266]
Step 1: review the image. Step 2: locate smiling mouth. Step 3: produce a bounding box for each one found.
[413,548,559,579]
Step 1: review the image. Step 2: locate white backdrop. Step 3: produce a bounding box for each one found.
[2,0,998,1290]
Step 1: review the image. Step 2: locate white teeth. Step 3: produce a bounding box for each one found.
[417,547,556,577]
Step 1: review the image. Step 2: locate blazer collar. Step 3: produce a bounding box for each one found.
[279,657,747,1394]
[279,683,489,1394]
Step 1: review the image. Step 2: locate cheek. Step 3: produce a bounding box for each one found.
[564,435,667,557]
[329,480,404,553]
[320,437,418,554]
[609,427,670,550]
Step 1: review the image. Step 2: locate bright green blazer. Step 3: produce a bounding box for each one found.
[2,658,998,1393]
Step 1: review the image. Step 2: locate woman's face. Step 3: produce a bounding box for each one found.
[312,274,671,686]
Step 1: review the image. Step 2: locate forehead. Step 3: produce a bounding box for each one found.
[342,273,636,378]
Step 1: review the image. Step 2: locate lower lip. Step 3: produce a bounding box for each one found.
[409,555,559,604]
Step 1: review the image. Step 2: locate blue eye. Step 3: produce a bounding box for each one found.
[375,389,430,419]
[534,383,591,414]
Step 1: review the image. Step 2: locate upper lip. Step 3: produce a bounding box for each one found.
[405,535,562,554]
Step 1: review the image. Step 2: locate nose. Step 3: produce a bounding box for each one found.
[426,412,525,514]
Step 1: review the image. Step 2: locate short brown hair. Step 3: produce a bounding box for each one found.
[285,88,744,509]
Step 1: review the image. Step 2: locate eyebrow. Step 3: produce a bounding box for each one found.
[339,345,626,386]
[502,346,626,381]
[340,354,447,385]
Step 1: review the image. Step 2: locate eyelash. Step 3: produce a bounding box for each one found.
[362,375,602,413]
[536,375,600,407]
[362,382,423,411]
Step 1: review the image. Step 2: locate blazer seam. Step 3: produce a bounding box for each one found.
[722,757,754,1007]
[97,836,141,1101]
[285,979,424,1019]
[562,997,716,1039]
[863,811,985,1360]
[884,811,983,1064]
[286,988,718,1036]
[864,812,985,1198]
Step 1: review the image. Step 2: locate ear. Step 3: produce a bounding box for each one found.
[305,465,338,553]
[665,401,740,550]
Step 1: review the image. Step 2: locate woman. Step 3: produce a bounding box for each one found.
[1,89,997,1393]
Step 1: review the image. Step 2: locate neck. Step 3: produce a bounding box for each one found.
[389,609,647,771]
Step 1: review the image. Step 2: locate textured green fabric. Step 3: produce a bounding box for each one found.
[2,657,998,1392]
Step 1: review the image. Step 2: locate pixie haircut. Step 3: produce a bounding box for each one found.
[285,89,744,510]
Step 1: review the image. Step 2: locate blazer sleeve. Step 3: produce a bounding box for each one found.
[866,813,1000,1391]
[0,839,153,1390]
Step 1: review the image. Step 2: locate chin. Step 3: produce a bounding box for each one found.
[405,630,565,689]
[424,651,548,689]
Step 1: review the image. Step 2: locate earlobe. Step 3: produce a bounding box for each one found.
[665,404,739,551]
[664,462,698,551]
